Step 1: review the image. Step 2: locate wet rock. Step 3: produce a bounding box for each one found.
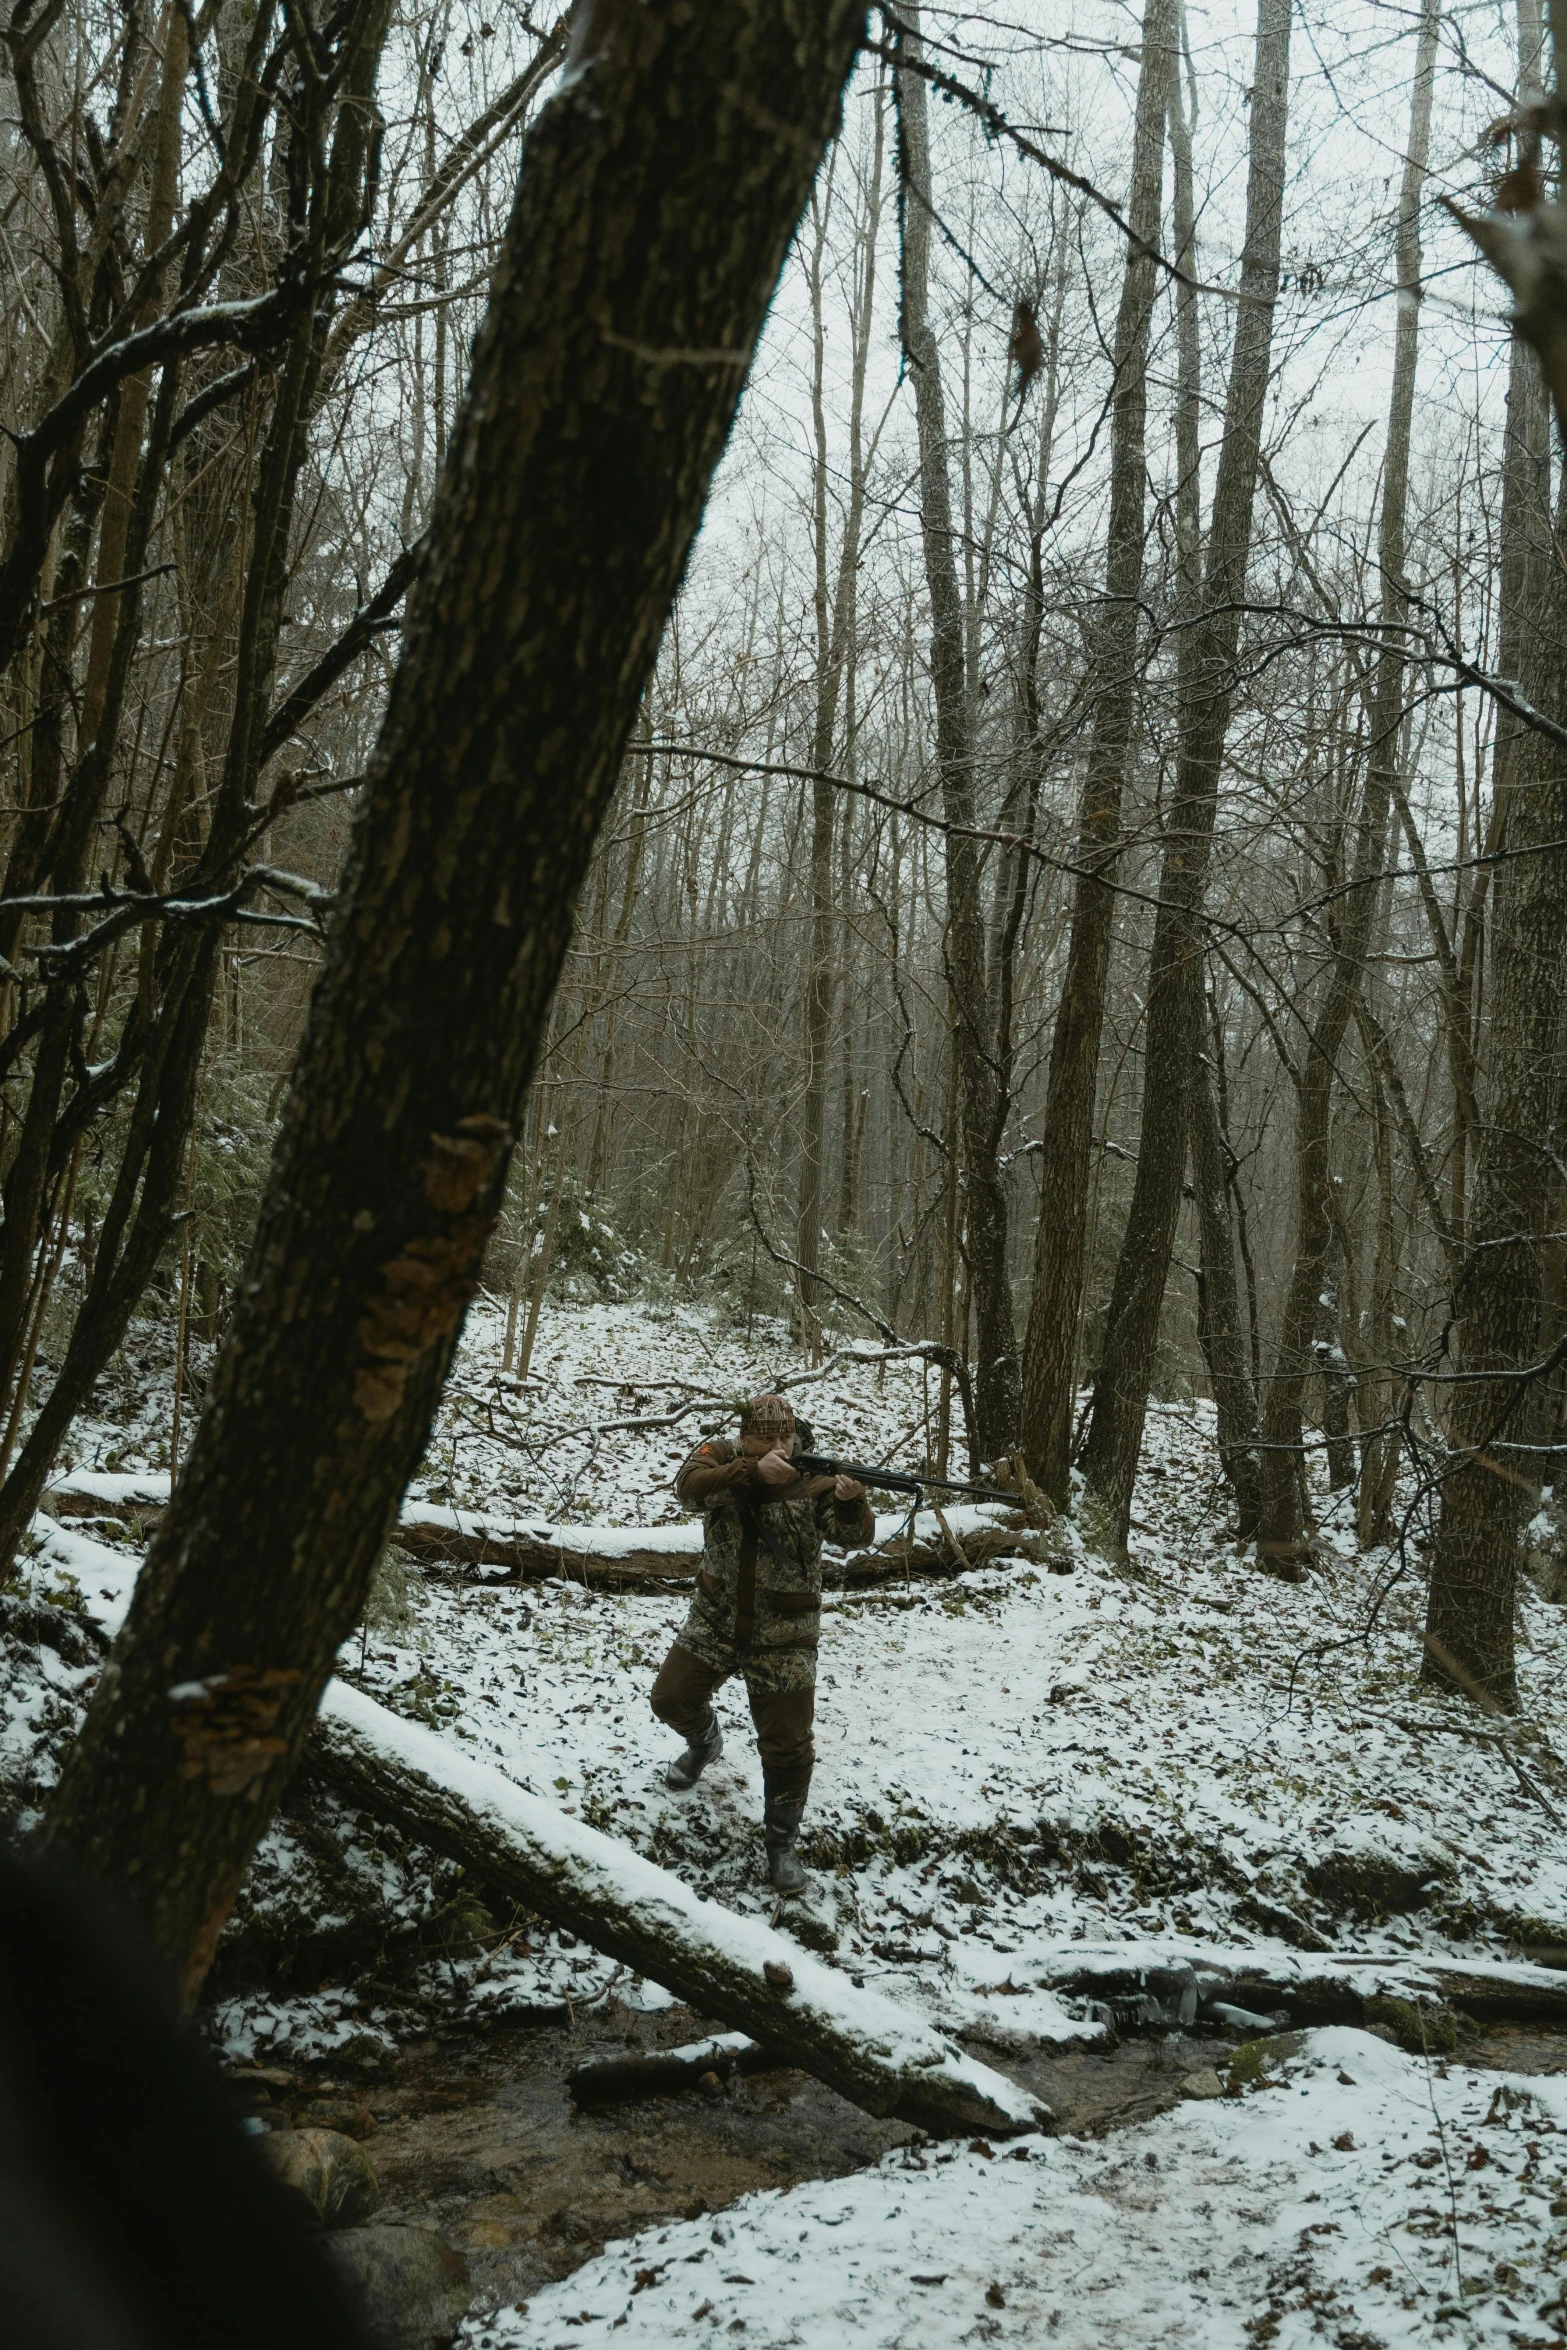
[340,2031,398,2078]
[1178,2069,1225,2100]
[257,2126,382,2227]
[298,2097,380,2139]
[322,2225,472,2348]
[232,2064,298,2091]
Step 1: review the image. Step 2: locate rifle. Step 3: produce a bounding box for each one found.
[795,1452,1015,1506]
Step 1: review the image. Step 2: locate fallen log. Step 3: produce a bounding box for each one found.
[310,1681,1048,2139]
[395,1511,701,1585]
[1039,1945,1567,2033]
[46,1469,169,1520]
[392,1506,1038,1590]
[43,1473,706,1586]
[44,1471,1041,1592]
[568,2030,784,2108]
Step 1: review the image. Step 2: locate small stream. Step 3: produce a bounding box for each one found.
[227,2004,1567,2319]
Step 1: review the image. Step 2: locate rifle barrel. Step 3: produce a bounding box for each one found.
[796,1453,1014,1506]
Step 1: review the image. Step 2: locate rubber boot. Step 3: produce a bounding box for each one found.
[665,1711,723,1792]
[763,1785,809,1894]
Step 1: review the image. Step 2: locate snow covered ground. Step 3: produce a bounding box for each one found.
[14,1297,1567,2040]
[464,2028,1567,2348]
[255,1307,1567,2045]
[8,1294,1567,2340]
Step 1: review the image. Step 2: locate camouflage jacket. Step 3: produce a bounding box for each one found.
[670,1438,876,1690]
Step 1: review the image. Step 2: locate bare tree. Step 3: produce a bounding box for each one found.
[0,0,562,1562]
[1078,0,1293,1550]
[1017,0,1174,1504]
[895,10,1020,1458]
[43,0,865,1997]
[1254,0,1440,1571]
[797,102,887,1356]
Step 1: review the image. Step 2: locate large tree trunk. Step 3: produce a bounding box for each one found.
[1078,0,1292,1549]
[1423,505,1567,1705]
[1423,0,1564,1709]
[895,14,1019,1457]
[797,193,844,1359]
[1254,0,1437,1570]
[311,1682,1046,2139]
[42,0,867,2004]
[1016,0,1173,1505]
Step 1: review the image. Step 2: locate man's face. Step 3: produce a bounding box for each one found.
[741,1422,793,1458]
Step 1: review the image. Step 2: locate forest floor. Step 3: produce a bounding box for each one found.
[7,1294,1567,2346]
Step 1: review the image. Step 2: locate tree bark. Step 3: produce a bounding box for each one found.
[896,13,1019,1457]
[1172,18,1263,1535]
[1191,1028,1262,1537]
[43,0,867,2003]
[1079,0,1292,1550]
[1016,0,1173,1504]
[1423,507,1567,1706]
[1424,0,1565,1700]
[311,1681,1046,2139]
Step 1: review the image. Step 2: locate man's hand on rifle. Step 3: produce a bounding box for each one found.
[757,1445,795,1487]
[833,1472,865,1502]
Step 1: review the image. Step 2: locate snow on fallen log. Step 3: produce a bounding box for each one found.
[45,1467,171,1517]
[392,1500,1041,1588]
[567,2030,783,2108]
[43,1475,704,1585]
[310,1680,1049,2139]
[1033,1941,1567,2032]
[391,1505,1032,1588]
[43,1470,1039,1591]
[394,1508,701,1583]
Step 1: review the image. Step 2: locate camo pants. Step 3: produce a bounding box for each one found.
[650,1640,814,1801]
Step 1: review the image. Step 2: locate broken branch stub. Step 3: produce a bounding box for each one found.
[309,1682,1048,2140]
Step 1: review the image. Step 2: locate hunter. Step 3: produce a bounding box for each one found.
[651,1392,874,1892]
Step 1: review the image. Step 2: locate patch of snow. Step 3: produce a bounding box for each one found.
[44,1468,170,1511]
[207,1988,396,2069]
[463,2027,1567,2347]
[33,1517,140,1636]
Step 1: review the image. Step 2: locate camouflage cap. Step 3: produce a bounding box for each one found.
[739,1391,795,1437]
